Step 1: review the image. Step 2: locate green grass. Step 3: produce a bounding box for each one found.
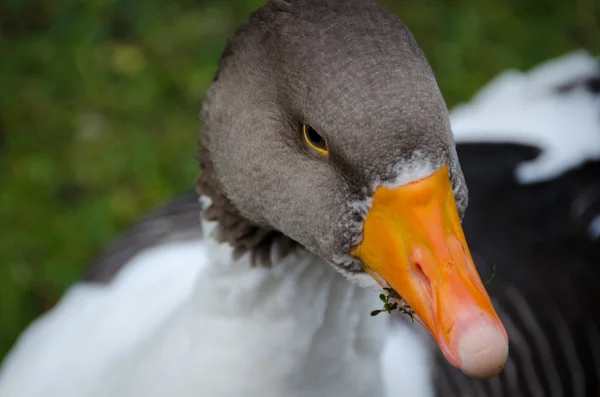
[1,0,598,360]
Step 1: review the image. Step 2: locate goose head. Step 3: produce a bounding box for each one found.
[197,0,508,379]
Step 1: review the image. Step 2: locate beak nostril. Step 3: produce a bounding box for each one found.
[415,263,433,299]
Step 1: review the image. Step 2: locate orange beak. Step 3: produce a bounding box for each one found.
[352,166,508,378]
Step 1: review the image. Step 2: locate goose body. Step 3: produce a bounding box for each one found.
[433,51,600,396]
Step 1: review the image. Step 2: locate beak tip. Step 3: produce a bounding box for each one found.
[456,320,509,379]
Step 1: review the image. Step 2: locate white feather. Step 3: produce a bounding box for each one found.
[450,50,600,183]
[383,322,435,397]
[0,241,207,397]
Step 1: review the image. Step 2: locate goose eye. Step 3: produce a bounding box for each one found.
[302,123,328,155]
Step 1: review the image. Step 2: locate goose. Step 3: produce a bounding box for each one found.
[427,51,600,396]
[73,51,600,397]
[0,1,509,396]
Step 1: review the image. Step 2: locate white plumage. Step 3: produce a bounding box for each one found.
[451,50,600,183]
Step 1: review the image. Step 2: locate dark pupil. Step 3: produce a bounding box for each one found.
[306,126,326,148]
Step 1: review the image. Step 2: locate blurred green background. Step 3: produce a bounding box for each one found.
[1,0,599,361]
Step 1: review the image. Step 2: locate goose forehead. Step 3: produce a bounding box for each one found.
[271,0,408,37]
[254,1,430,80]
[273,29,430,91]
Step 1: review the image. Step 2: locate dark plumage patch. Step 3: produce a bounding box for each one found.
[554,73,600,95]
[586,76,600,94]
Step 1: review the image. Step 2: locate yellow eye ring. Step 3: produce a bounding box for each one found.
[302,123,328,155]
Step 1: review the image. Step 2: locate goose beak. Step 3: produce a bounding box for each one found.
[352,165,508,379]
